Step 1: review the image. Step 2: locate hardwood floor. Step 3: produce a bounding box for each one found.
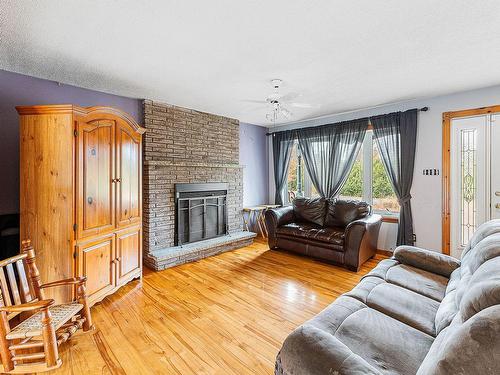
[44,239,384,374]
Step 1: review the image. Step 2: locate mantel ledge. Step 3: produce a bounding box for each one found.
[144,160,243,168]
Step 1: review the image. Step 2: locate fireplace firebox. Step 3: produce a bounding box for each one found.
[175,183,228,246]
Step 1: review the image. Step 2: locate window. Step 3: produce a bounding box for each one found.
[339,143,363,201]
[287,131,399,215]
[286,141,305,202]
[372,140,399,213]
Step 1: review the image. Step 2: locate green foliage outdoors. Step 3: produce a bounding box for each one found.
[341,159,394,198]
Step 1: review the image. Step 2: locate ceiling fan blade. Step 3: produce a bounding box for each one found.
[288,102,318,108]
[279,92,300,102]
[241,99,268,104]
[281,108,292,119]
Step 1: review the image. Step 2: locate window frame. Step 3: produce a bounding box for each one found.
[294,130,400,220]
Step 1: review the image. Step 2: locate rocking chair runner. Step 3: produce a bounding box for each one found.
[0,240,93,373]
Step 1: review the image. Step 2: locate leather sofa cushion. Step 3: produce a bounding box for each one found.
[325,199,370,228]
[293,197,327,226]
[276,223,344,247]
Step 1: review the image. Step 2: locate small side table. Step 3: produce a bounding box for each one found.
[242,206,266,237]
[242,204,280,239]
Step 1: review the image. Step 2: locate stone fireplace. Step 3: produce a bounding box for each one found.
[175,182,228,245]
[142,100,255,270]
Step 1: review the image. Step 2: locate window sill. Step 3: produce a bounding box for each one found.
[377,213,399,223]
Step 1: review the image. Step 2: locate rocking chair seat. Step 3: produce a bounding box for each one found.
[6,302,83,340]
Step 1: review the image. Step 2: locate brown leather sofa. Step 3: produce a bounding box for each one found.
[265,197,382,271]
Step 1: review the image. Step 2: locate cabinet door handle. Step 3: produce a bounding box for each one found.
[496,203,500,209]
[495,191,500,197]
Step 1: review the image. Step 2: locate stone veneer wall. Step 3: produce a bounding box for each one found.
[143,100,244,255]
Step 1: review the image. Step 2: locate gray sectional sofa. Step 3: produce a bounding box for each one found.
[276,219,500,375]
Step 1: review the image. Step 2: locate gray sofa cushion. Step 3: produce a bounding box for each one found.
[346,276,439,336]
[434,289,458,335]
[459,257,500,322]
[417,306,500,375]
[393,246,460,278]
[380,263,448,302]
[461,218,500,258]
[278,296,433,375]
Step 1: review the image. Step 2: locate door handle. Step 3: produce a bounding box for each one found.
[495,191,500,197]
[496,203,500,209]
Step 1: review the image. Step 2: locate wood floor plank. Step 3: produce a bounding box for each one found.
[40,239,384,374]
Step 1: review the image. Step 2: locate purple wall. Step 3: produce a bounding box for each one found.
[239,122,269,206]
[0,69,142,215]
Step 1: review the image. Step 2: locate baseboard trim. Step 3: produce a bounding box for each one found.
[376,249,393,257]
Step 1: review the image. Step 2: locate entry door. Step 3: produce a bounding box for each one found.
[450,114,500,258]
[490,114,500,220]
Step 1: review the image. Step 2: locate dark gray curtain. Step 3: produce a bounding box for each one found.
[296,119,368,198]
[371,109,418,246]
[272,130,295,206]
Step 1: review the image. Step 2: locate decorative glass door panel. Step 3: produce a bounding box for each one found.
[450,115,487,258]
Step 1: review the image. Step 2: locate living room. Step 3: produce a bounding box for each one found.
[0,1,499,374]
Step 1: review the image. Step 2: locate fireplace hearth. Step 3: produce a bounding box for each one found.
[175,183,228,246]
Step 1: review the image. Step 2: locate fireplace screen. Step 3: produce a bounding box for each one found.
[175,183,228,245]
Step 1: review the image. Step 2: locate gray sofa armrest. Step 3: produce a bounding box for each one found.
[276,325,382,375]
[265,206,294,249]
[344,214,382,271]
[393,246,460,278]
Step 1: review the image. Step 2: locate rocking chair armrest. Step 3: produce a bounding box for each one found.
[0,299,55,313]
[40,276,87,289]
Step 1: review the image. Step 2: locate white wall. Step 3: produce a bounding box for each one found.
[268,84,500,252]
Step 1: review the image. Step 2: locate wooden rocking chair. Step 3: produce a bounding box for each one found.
[0,240,93,373]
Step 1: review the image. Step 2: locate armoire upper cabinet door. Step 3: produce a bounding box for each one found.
[77,119,115,238]
[116,121,142,228]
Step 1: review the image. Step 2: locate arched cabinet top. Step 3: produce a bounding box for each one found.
[16,104,146,135]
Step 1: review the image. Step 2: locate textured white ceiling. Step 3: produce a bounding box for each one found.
[1,1,500,126]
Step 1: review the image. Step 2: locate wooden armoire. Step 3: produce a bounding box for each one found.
[17,105,145,305]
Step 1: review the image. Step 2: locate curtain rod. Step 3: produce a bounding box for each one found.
[265,106,428,136]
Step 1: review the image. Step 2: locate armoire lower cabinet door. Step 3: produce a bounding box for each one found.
[76,235,116,303]
[115,227,142,286]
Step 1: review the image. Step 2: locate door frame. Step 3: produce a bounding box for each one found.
[442,104,500,255]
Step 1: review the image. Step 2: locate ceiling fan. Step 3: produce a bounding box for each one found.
[245,79,317,124]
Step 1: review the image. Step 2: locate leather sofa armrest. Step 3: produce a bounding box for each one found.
[393,246,460,278]
[344,214,382,271]
[265,206,294,249]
